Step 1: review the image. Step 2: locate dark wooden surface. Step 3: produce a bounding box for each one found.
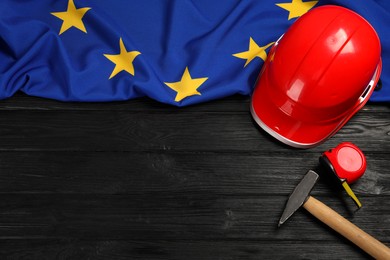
[0,92,389,259]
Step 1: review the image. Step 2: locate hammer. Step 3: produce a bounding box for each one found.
[279,170,390,259]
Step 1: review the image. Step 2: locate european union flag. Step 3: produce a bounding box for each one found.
[0,0,389,106]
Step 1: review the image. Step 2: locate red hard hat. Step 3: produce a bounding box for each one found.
[251,5,381,148]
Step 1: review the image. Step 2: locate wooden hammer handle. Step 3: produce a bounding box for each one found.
[303,196,390,260]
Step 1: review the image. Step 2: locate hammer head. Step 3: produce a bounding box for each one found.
[278,170,319,227]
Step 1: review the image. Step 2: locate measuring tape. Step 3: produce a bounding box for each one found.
[319,142,367,208]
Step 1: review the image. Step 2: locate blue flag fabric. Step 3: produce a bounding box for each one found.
[0,0,389,106]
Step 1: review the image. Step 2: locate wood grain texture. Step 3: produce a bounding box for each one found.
[0,194,388,241]
[0,93,389,259]
[0,152,388,195]
[0,240,376,260]
[0,109,388,152]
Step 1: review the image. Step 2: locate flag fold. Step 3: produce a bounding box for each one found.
[0,0,389,106]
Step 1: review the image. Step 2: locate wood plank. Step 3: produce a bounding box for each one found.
[0,92,388,112]
[0,110,388,152]
[0,194,388,242]
[0,239,375,259]
[0,152,388,196]
[0,93,388,260]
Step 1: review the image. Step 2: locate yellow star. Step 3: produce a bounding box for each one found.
[276,0,318,20]
[103,38,141,79]
[164,67,208,102]
[51,0,91,35]
[233,38,274,67]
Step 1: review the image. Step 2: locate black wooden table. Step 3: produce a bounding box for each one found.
[0,93,388,259]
